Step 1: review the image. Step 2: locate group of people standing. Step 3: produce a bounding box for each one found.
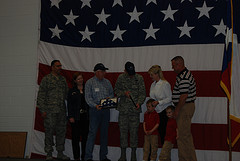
[37,56,197,161]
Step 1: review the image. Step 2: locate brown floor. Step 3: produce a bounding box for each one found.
[0,158,72,161]
[0,159,44,161]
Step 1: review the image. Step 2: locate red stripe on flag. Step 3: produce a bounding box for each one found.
[38,63,225,97]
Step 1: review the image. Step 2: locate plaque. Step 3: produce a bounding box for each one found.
[100,97,118,109]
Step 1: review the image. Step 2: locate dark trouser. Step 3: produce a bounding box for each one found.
[85,108,110,161]
[158,109,168,145]
[44,112,67,154]
[71,113,89,160]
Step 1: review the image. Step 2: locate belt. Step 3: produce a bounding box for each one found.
[186,101,195,103]
[174,101,194,106]
[80,109,87,114]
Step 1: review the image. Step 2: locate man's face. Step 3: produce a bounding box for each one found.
[95,70,106,80]
[171,60,180,74]
[52,61,62,75]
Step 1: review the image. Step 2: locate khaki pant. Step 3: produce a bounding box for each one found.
[176,103,197,161]
[158,141,173,161]
[143,135,158,161]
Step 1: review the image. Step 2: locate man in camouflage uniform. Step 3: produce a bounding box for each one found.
[114,62,146,161]
[37,60,69,161]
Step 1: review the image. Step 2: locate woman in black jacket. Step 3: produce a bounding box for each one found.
[67,72,89,161]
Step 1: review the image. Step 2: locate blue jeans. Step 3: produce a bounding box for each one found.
[85,108,110,160]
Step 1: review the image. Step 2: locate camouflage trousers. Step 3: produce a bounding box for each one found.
[43,112,67,154]
[118,113,140,148]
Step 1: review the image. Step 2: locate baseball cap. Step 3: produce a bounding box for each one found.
[94,63,109,71]
[125,61,135,76]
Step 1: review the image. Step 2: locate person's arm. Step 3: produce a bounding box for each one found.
[157,82,172,106]
[37,77,47,118]
[143,122,147,134]
[67,89,75,122]
[107,79,114,98]
[114,75,126,97]
[65,79,69,100]
[173,79,190,119]
[174,93,188,118]
[85,80,98,108]
[176,128,179,140]
[152,82,172,111]
[137,75,146,108]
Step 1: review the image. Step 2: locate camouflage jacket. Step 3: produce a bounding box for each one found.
[114,73,146,114]
[37,73,68,113]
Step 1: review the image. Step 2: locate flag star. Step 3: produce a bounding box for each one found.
[161,4,178,21]
[181,0,192,3]
[143,23,160,40]
[127,7,143,23]
[49,25,63,39]
[146,0,157,6]
[110,25,126,41]
[81,0,91,8]
[95,9,111,25]
[64,10,79,26]
[213,19,226,37]
[79,26,94,42]
[112,0,123,7]
[196,1,214,19]
[177,21,194,38]
[50,0,62,9]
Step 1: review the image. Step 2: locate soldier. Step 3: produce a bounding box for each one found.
[114,62,146,161]
[37,60,69,161]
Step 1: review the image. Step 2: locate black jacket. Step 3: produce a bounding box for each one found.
[67,86,89,120]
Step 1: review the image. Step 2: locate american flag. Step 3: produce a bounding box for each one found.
[32,0,240,160]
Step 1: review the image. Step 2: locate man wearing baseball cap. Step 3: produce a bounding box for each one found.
[84,63,114,161]
[114,61,146,161]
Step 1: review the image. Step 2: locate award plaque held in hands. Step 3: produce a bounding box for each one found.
[100,97,118,109]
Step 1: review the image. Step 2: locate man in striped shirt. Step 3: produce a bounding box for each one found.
[171,56,197,161]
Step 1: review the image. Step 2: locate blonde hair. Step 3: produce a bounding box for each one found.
[148,65,166,80]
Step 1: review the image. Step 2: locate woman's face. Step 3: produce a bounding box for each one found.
[74,75,84,86]
[150,73,159,82]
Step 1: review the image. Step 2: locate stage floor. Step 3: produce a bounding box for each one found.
[0,159,45,161]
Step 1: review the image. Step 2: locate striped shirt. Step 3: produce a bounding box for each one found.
[172,68,196,104]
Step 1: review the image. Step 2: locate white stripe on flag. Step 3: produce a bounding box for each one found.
[38,41,224,71]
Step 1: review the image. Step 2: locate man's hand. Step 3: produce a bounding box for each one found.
[136,103,140,109]
[125,91,130,98]
[69,117,75,123]
[146,130,152,135]
[173,109,179,119]
[152,101,159,107]
[96,105,102,110]
[41,112,47,119]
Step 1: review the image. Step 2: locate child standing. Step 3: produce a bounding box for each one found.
[143,99,160,161]
[158,105,178,161]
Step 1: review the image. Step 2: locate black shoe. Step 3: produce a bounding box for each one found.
[101,158,111,161]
